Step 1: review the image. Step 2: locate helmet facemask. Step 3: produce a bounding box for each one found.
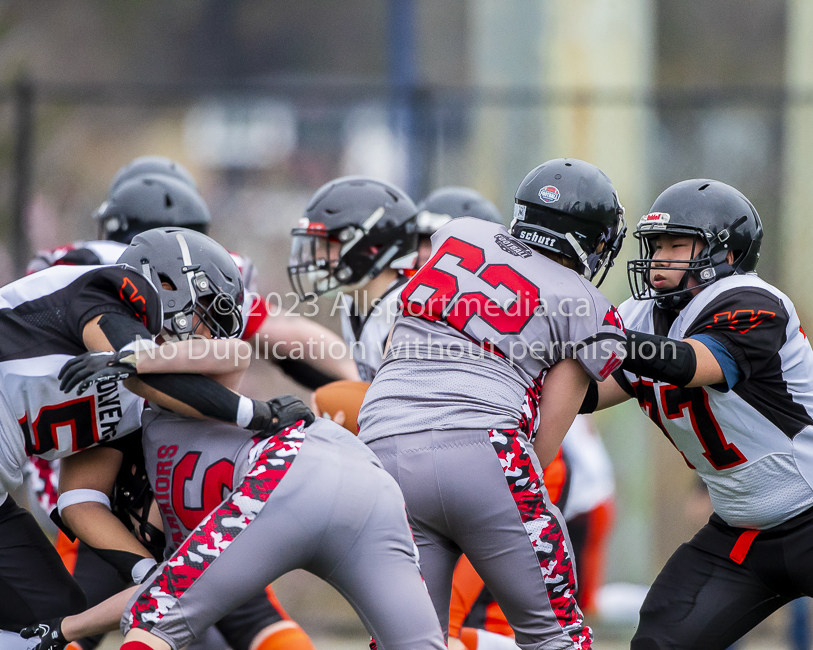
[288,223,354,298]
[288,216,415,299]
[159,269,243,341]
[627,211,751,309]
[578,208,627,287]
[627,225,737,310]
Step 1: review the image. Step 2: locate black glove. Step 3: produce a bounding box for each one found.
[249,395,315,434]
[58,349,138,395]
[20,618,67,650]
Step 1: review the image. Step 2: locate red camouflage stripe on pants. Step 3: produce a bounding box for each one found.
[128,424,306,631]
[517,372,544,440]
[489,428,592,649]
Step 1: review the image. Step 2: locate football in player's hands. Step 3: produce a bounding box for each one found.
[313,380,371,434]
[20,618,67,650]
[58,350,138,395]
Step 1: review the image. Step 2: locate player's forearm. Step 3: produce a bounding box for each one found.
[58,447,150,559]
[134,339,252,376]
[61,585,139,641]
[593,375,633,411]
[123,376,232,420]
[123,376,313,434]
[534,359,590,466]
[61,502,153,559]
[256,316,360,381]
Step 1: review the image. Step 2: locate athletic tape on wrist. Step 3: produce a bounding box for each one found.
[132,557,158,584]
[57,489,111,516]
[237,395,254,428]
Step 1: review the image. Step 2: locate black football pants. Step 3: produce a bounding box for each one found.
[0,496,86,631]
[632,507,813,650]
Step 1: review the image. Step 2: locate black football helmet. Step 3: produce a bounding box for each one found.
[628,179,763,310]
[107,155,198,196]
[511,158,626,287]
[95,175,211,244]
[288,176,418,298]
[118,227,243,340]
[415,186,503,234]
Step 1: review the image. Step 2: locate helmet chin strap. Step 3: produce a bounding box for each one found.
[565,233,593,280]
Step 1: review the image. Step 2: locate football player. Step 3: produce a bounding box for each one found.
[356,159,628,650]
[21,226,447,650]
[582,179,813,649]
[446,417,614,650]
[415,187,617,648]
[0,227,309,636]
[416,187,550,650]
[287,176,418,384]
[28,155,359,388]
[25,158,327,650]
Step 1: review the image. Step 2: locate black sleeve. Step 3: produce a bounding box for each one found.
[98,313,153,350]
[684,288,789,381]
[137,374,242,423]
[66,267,163,344]
[611,367,635,397]
[276,357,339,390]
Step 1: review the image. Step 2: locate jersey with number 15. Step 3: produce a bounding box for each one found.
[0,265,162,460]
[358,218,626,442]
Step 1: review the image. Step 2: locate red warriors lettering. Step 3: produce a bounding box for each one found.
[154,444,184,546]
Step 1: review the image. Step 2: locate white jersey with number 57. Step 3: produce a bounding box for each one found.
[618,274,813,529]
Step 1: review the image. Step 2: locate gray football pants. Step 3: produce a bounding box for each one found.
[123,424,445,650]
[368,428,591,650]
